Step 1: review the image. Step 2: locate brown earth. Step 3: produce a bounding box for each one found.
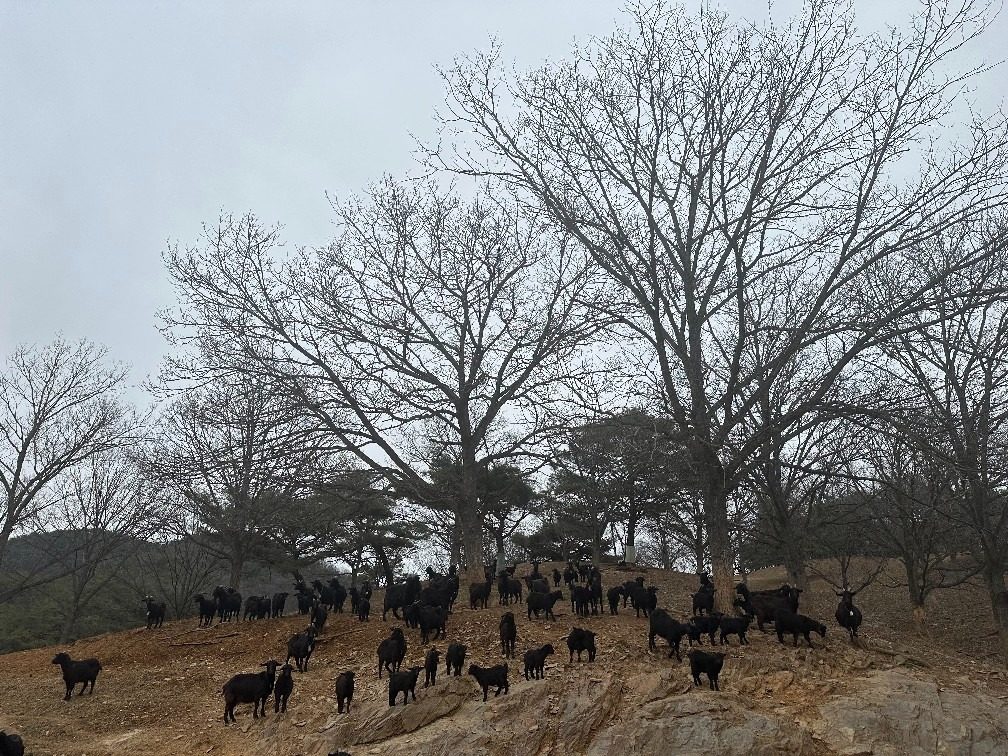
[1,561,1007,756]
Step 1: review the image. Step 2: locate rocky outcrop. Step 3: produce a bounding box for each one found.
[245,667,1008,756]
[810,669,1008,756]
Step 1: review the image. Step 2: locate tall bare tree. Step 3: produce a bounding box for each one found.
[48,449,160,643]
[0,337,137,573]
[434,0,1008,607]
[148,374,322,589]
[162,182,601,574]
[883,217,1008,659]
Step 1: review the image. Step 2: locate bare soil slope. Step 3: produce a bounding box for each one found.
[2,562,1007,756]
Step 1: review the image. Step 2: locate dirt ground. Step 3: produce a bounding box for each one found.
[1,560,1005,756]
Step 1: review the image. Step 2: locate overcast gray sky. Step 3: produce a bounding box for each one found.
[1,1,1005,396]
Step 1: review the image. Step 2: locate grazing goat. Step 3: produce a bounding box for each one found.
[377,628,407,678]
[774,608,827,648]
[565,627,597,662]
[335,671,354,714]
[648,609,688,660]
[527,590,563,621]
[835,590,863,640]
[719,614,751,645]
[424,647,440,688]
[735,583,801,631]
[194,593,216,627]
[51,652,101,701]
[688,650,725,691]
[388,666,422,706]
[690,614,722,645]
[468,663,509,701]
[469,578,493,609]
[271,592,288,618]
[143,596,166,629]
[499,612,518,658]
[0,731,24,756]
[523,643,555,680]
[445,643,467,676]
[222,660,279,724]
[286,626,318,672]
[273,663,294,713]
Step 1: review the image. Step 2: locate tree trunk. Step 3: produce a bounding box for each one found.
[783,544,807,590]
[701,463,734,613]
[495,531,506,573]
[984,568,1008,664]
[450,514,462,572]
[229,557,243,591]
[625,506,637,564]
[591,527,602,566]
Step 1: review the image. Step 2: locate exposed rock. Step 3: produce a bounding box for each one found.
[812,669,1008,756]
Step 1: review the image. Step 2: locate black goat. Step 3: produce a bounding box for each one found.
[499,612,517,658]
[631,585,658,618]
[349,585,360,615]
[835,590,863,640]
[606,586,622,615]
[562,565,577,587]
[719,614,751,645]
[243,595,270,621]
[418,604,447,644]
[357,596,370,622]
[295,590,314,616]
[527,590,564,621]
[688,650,725,691]
[469,578,493,609]
[565,627,597,662]
[222,660,279,724]
[497,573,523,605]
[648,609,688,660]
[271,592,288,618]
[0,731,24,756]
[286,626,318,672]
[424,647,440,687]
[311,602,329,632]
[388,666,422,706]
[735,583,801,631]
[377,627,407,678]
[194,593,216,627]
[383,575,421,620]
[523,643,555,680]
[445,642,467,676]
[552,568,562,587]
[690,613,723,645]
[143,595,166,629]
[622,576,645,607]
[571,585,591,617]
[335,671,354,714]
[691,589,716,616]
[774,608,827,648]
[212,585,242,623]
[468,663,509,701]
[273,663,294,713]
[51,652,101,701]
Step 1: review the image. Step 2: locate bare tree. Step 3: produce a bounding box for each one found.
[162,183,602,574]
[882,217,1008,659]
[0,337,137,571]
[434,0,1008,608]
[858,427,978,628]
[147,374,323,589]
[47,449,160,643]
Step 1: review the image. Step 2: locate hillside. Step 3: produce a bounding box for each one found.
[1,562,1007,756]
